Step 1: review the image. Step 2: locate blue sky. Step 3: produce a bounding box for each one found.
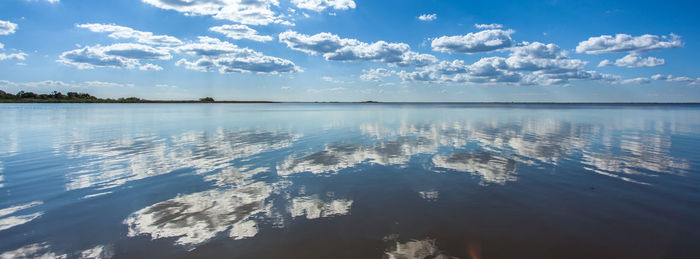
[1,0,699,102]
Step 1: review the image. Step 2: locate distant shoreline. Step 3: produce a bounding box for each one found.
[2,90,699,105]
[2,100,699,105]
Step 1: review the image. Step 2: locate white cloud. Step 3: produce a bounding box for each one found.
[431,29,514,54]
[141,0,289,25]
[209,24,273,42]
[291,0,356,12]
[418,14,437,21]
[598,59,613,67]
[279,30,436,67]
[618,77,651,84]
[140,63,164,71]
[360,68,393,82]
[0,52,27,61]
[215,54,299,73]
[652,74,698,85]
[175,36,255,57]
[77,23,182,45]
[400,41,599,86]
[279,30,357,55]
[474,23,503,29]
[102,43,171,60]
[58,43,171,69]
[505,42,586,73]
[175,37,299,74]
[0,20,18,35]
[613,54,664,68]
[576,33,683,54]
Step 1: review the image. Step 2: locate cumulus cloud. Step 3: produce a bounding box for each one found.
[279,30,436,67]
[398,40,603,86]
[58,43,170,69]
[505,42,586,73]
[0,20,18,35]
[598,59,613,67]
[77,23,182,45]
[418,14,437,21]
[360,68,394,81]
[474,23,503,29]
[141,0,289,25]
[617,77,651,84]
[651,74,698,85]
[215,54,298,73]
[0,51,27,61]
[175,37,299,74]
[139,63,164,71]
[612,54,664,68]
[292,0,356,12]
[209,24,273,42]
[431,29,514,54]
[576,33,683,54]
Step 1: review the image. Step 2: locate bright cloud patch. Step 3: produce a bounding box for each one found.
[398,41,613,86]
[141,0,288,25]
[279,30,436,67]
[431,29,515,54]
[576,33,683,54]
[474,23,503,29]
[210,24,273,42]
[58,43,170,69]
[0,20,18,35]
[607,54,665,68]
[418,14,437,21]
[0,52,27,61]
[360,68,394,81]
[175,37,298,73]
[291,0,356,12]
[78,23,182,45]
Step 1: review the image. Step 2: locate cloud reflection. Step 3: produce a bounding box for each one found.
[0,243,112,259]
[125,166,355,247]
[433,151,517,185]
[125,181,275,246]
[277,137,437,175]
[289,195,353,220]
[384,237,456,259]
[57,129,300,192]
[0,201,43,231]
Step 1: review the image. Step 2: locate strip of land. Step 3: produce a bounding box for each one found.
[1,90,698,104]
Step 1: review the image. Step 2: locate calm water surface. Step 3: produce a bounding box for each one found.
[1,103,699,258]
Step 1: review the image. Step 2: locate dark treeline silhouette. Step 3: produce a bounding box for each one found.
[0,90,151,103]
[0,90,277,103]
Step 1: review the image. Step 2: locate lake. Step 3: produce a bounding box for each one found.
[1,103,699,258]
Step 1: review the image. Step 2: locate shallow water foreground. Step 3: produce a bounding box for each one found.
[1,103,699,258]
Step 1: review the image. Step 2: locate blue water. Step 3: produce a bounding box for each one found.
[0,103,699,258]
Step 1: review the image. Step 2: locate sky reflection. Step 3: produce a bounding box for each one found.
[0,104,698,257]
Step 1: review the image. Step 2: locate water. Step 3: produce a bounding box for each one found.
[1,103,699,258]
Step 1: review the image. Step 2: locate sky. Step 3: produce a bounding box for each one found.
[0,0,699,102]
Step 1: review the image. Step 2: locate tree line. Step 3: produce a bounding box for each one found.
[0,90,219,103]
